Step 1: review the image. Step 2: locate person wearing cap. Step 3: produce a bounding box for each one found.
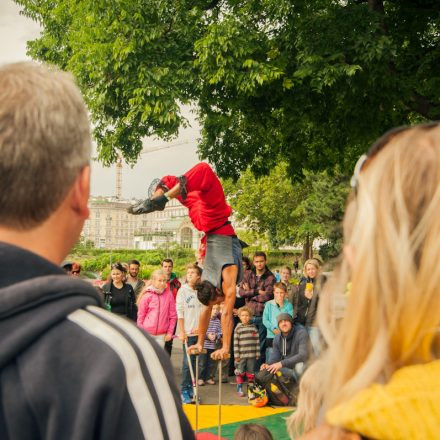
[260,313,309,380]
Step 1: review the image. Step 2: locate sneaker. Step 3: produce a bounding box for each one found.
[197,379,205,386]
[206,378,215,385]
[127,195,168,215]
[181,391,192,404]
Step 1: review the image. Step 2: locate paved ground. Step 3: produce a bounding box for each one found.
[169,342,249,405]
[170,343,295,439]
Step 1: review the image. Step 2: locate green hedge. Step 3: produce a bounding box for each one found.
[68,247,195,280]
[70,246,314,281]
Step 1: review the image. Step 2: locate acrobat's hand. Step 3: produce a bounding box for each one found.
[187,342,203,355]
[211,347,230,361]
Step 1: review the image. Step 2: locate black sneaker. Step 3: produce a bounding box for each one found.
[127,195,168,215]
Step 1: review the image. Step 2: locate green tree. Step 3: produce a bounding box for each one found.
[16,0,439,176]
[223,163,350,259]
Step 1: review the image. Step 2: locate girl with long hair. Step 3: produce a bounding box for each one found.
[289,123,440,439]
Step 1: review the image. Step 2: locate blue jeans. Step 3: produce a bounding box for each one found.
[199,348,215,381]
[280,363,305,382]
[306,326,322,357]
[265,346,273,363]
[181,336,198,395]
[251,316,266,370]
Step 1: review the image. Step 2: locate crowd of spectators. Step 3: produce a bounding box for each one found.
[79,251,322,403]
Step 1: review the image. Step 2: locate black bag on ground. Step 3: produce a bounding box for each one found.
[254,369,297,406]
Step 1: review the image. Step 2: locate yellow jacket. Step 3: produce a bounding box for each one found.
[326,360,440,439]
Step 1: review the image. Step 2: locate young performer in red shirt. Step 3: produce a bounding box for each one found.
[128,162,243,360]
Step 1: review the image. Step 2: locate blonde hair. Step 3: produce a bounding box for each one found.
[151,269,166,280]
[136,269,166,305]
[302,258,321,277]
[186,263,202,277]
[238,306,253,319]
[288,124,440,437]
[0,62,91,229]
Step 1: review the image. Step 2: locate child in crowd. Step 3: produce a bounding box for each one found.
[280,266,296,303]
[137,269,177,348]
[176,264,203,404]
[234,424,274,440]
[233,306,260,397]
[262,282,294,361]
[199,304,222,385]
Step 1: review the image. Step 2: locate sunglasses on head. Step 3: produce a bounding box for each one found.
[350,122,439,195]
[111,263,126,271]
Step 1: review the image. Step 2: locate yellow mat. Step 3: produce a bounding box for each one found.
[183,404,292,430]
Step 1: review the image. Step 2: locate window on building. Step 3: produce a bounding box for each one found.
[180,227,193,249]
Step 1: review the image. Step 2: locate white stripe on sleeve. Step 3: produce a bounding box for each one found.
[87,306,183,440]
[67,309,164,440]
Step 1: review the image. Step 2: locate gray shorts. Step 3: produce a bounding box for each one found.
[202,234,243,289]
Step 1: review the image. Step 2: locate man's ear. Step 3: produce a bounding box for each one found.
[70,165,90,219]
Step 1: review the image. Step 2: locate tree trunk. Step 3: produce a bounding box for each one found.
[302,234,311,261]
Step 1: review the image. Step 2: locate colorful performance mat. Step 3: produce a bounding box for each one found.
[183,404,294,439]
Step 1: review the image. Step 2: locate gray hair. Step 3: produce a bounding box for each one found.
[0,62,91,229]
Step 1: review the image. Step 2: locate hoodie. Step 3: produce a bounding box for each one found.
[268,325,309,369]
[137,285,177,336]
[175,283,203,335]
[262,299,294,339]
[0,242,194,440]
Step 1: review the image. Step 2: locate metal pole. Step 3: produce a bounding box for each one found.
[195,354,199,433]
[218,360,222,439]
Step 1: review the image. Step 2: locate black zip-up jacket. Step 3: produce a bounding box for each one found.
[0,242,194,440]
[293,276,326,327]
[102,280,137,321]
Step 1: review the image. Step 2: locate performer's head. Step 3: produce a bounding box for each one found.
[195,280,224,306]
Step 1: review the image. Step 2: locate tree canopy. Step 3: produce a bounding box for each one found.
[16,0,439,178]
[222,162,350,258]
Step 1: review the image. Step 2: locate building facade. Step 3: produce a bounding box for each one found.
[82,197,202,250]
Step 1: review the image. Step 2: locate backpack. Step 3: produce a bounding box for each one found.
[254,369,297,406]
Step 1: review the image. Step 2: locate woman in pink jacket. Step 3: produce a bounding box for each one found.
[137,269,177,348]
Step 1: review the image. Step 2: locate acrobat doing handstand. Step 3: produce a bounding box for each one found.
[128,162,243,360]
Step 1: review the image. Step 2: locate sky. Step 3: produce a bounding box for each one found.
[0,0,202,199]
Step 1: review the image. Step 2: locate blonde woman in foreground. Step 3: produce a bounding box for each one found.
[289,122,440,439]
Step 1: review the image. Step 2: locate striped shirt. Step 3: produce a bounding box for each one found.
[233,323,260,359]
[204,316,222,349]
